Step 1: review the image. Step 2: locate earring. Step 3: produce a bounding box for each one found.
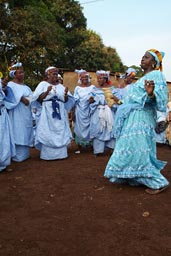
[152,64,155,68]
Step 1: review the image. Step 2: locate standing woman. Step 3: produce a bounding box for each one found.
[0,77,16,171]
[7,63,33,162]
[89,70,122,156]
[73,69,96,151]
[32,66,75,160]
[104,49,169,194]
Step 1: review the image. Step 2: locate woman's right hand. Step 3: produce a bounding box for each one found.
[144,80,155,95]
[47,85,52,92]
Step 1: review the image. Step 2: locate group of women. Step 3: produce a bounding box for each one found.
[0,48,169,194]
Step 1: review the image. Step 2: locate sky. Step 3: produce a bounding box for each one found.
[78,0,171,81]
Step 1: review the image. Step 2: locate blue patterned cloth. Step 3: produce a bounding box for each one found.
[104,70,169,189]
[52,96,61,119]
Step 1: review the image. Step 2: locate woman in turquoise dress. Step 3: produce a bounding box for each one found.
[104,49,169,195]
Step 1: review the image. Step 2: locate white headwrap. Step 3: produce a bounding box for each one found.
[9,62,23,78]
[9,70,16,78]
[120,67,138,79]
[75,69,90,84]
[45,66,57,75]
[11,62,22,69]
[96,70,110,78]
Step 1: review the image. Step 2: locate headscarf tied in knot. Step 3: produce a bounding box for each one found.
[96,70,111,84]
[9,62,23,78]
[147,49,165,71]
[75,69,90,84]
[45,66,58,76]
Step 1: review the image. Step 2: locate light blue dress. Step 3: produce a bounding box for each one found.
[0,82,16,170]
[32,81,75,160]
[89,86,122,154]
[74,84,96,147]
[104,70,169,189]
[7,81,33,162]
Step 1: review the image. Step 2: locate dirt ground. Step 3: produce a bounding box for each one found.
[0,142,171,256]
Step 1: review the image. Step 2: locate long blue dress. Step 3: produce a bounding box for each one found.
[89,86,122,154]
[7,81,33,162]
[32,81,75,160]
[104,70,169,189]
[0,82,16,170]
[74,84,96,147]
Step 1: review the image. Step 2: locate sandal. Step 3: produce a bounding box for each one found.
[145,185,169,195]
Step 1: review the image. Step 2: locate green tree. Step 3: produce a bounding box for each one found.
[74,30,124,72]
[0,0,124,88]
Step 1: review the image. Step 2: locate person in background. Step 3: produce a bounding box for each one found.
[155,110,168,145]
[104,49,169,195]
[119,67,138,92]
[7,63,33,162]
[73,69,96,153]
[32,66,75,160]
[0,76,16,172]
[89,70,123,156]
[155,102,171,145]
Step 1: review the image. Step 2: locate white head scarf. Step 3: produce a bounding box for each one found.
[75,69,90,84]
[9,62,23,78]
[120,67,138,79]
[45,66,58,75]
[96,70,110,78]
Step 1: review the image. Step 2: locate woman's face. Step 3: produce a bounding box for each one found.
[80,75,89,85]
[97,76,106,86]
[48,70,58,84]
[15,69,24,81]
[140,52,155,70]
[125,76,134,85]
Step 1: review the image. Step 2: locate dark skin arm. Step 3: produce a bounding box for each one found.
[110,94,122,105]
[64,87,68,102]
[20,96,30,106]
[1,77,9,95]
[38,85,52,103]
[167,112,171,122]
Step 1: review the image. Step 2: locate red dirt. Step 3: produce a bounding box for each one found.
[0,143,170,256]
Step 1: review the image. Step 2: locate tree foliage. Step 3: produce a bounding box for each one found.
[0,0,125,88]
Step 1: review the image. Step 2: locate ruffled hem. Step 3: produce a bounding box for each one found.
[104,160,167,179]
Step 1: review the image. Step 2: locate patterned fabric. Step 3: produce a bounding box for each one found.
[104,70,169,189]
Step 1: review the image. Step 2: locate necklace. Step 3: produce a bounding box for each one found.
[52,85,57,95]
